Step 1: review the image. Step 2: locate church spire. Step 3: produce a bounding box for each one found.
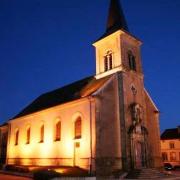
[106,0,129,33]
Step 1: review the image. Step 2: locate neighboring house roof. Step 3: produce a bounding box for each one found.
[12,75,111,120]
[0,123,8,128]
[161,127,180,140]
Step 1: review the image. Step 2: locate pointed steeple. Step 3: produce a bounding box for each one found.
[106,0,129,34]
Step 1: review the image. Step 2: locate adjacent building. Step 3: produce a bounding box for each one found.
[1,0,162,174]
[161,126,180,168]
[0,123,8,164]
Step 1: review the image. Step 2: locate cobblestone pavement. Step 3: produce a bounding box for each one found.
[0,174,32,180]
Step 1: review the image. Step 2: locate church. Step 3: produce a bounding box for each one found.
[0,0,162,174]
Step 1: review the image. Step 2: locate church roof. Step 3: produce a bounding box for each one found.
[12,75,111,119]
[161,127,180,140]
[97,0,129,41]
[106,0,129,33]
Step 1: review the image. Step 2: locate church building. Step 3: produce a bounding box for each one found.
[2,0,162,174]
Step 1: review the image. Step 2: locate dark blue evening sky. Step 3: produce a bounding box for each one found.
[0,0,180,132]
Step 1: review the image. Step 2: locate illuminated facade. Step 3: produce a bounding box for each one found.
[7,98,96,170]
[3,0,162,174]
[161,127,180,168]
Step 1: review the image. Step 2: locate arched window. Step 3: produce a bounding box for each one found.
[104,56,108,71]
[55,121,61,141]
[40,124,44,143]
[128,51,136,71]
[109,54,113,69]
[26,127,30,144]
[15,129,19,146]
[104,51,113,72]
[74,117,82,139]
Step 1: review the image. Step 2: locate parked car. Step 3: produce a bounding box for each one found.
[164,163,174,170]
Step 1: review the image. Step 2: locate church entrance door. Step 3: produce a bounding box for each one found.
[129,125,148,169]
[135,141,143,168]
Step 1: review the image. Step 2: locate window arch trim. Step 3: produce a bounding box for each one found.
[74,116,82,139]
[104,50,113,72]
[55,119,61,142]
[15,129,19,146]
[26,126,31,144]
[128,50,136,71]
[39,124,44,143]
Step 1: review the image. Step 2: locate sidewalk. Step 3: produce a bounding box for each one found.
[0,170,33,178]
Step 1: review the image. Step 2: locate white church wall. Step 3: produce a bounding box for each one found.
[7,97,96,170]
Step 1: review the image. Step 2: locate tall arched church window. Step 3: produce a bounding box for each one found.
[40,124,44,143]
[74,117,82,139]
[15,129,19,146]
[128,51,136,71]
[26,127,30,144]
[104,51,113,72]
[55,121,61,141]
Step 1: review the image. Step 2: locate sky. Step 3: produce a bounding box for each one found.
[0,0,180,132]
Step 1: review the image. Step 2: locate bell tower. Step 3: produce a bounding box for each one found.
[93,0,143,79]
[93,0,161,172]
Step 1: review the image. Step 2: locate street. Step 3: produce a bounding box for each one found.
[0,174,32,180]
[0,171,179,180]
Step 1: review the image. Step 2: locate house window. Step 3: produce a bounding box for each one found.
[169,142,175,149]
[40,125,44,143]
[170,152,176,161]
[162,152,168,161]
[75,117,82,139]
[104,51,113,72]
[15,130,19,146]
[26,127,30,144]
[128,51,136,71]
[55,121,61,141]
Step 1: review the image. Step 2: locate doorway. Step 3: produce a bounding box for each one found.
[134,141,143,168]
[74,142,80,167]
[129,125,148,169]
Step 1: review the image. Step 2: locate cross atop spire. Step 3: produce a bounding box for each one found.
[106,0,129,34]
